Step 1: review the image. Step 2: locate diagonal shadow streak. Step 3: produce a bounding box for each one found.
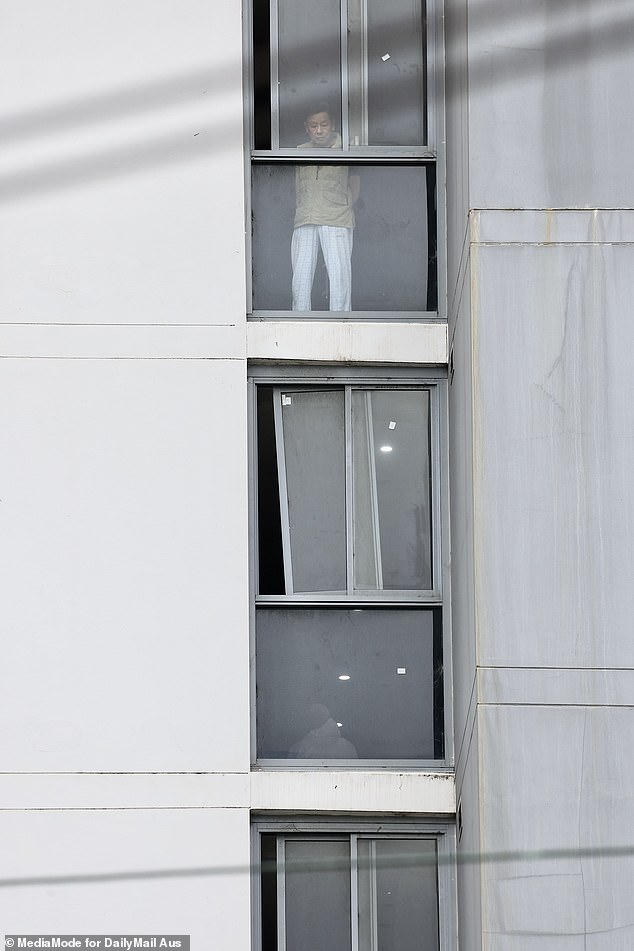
[0,66,235,147]
[1,843,633,888]
[0,2,632,202]
[447,3,634,88]
[0,123,239,205]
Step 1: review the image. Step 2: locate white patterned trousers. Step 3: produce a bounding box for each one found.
[291,225,353,311]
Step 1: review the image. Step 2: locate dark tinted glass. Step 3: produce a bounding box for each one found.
[256,607,443,760]
[252,163,434,313]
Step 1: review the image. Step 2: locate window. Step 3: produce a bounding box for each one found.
[251,163,436,313]
[252,372,448,765]
[247,0,443,316]
[256,606,443,760]
[252,0,433,150]
[254,0,427,149]
[254,822,456,951]
[257,386,435,596]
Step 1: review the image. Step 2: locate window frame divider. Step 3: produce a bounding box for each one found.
[276,835,287,950]
[270,0,281,149]
[345,385,355,595]
[252,821,458,951]
[340,0,351,150]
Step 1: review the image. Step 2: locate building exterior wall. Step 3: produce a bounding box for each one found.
[0,808,252,944]
[471,218,634,949]
[447,0,634,947]
[0,0,453,941]
[3,0,631,945]
[0,0,253,936]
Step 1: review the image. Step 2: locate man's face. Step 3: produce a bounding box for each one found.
[305,112,335,146]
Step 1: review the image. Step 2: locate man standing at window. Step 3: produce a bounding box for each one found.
[292,105,360,311]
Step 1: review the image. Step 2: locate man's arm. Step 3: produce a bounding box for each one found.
[348,174,361,205]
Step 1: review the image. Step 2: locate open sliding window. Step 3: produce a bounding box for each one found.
[255,822,456,951]
[248,0,442,316]
[258,386,435,596]
[253,0,430,149]
[253,378,447,766]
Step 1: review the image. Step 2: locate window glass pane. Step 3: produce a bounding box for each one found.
[353,390,432,590]
[277,0,342,147]
[357,839,439,951]
[280,389,346,593]
[256,608,441,759]
[256,0,427,149]
[251,164,432,313]
[351,392,380,590]
[285,840,352,951]
[258,385,434,595]
[364,0,426,146]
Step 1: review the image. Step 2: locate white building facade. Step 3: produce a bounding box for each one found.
[1,0,634,948]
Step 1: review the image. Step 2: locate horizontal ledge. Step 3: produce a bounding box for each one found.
[251,312,439,320]
[250,769,455,815]
[247,320,448,366]
[471,208,634,245]
[477,666,634,707]
[0,770,455,814]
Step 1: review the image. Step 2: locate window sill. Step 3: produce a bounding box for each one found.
[250,767,456,815]
[246,318,448,365]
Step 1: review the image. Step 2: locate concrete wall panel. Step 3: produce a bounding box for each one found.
[0,357,249,772]
[473,236,634,668]
[445,0,470,325]
[468,0,634,208]
[0,0,245,324]
[480,704,634,949]
[0,807,251,944]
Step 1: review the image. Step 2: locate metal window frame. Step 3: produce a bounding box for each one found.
[259,381,442,601]
[263,0,434,153]
[247,365,453,770]
[354,390,383,590]
[248,310,441,321]
[243,0,447,319]
[251,819,457,951]
[273,386,347,597]
[251,149,437,160]
[249,157,439,318]
[254,604,444,770]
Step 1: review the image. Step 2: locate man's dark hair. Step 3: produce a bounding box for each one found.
[304,101,332,121]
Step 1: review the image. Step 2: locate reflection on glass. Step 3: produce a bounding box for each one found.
[257,386,433,595]
[290,703,358,758]
[256,608,441,760]
[352,390,432,590]
[363,0,427,146]
[285,840,352,951]
[277,0,341,147]
[280,390,346,593]
[271,0,426,147]
[261,834,441,951]
[358,839,439,951]
[252,164,432,313]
